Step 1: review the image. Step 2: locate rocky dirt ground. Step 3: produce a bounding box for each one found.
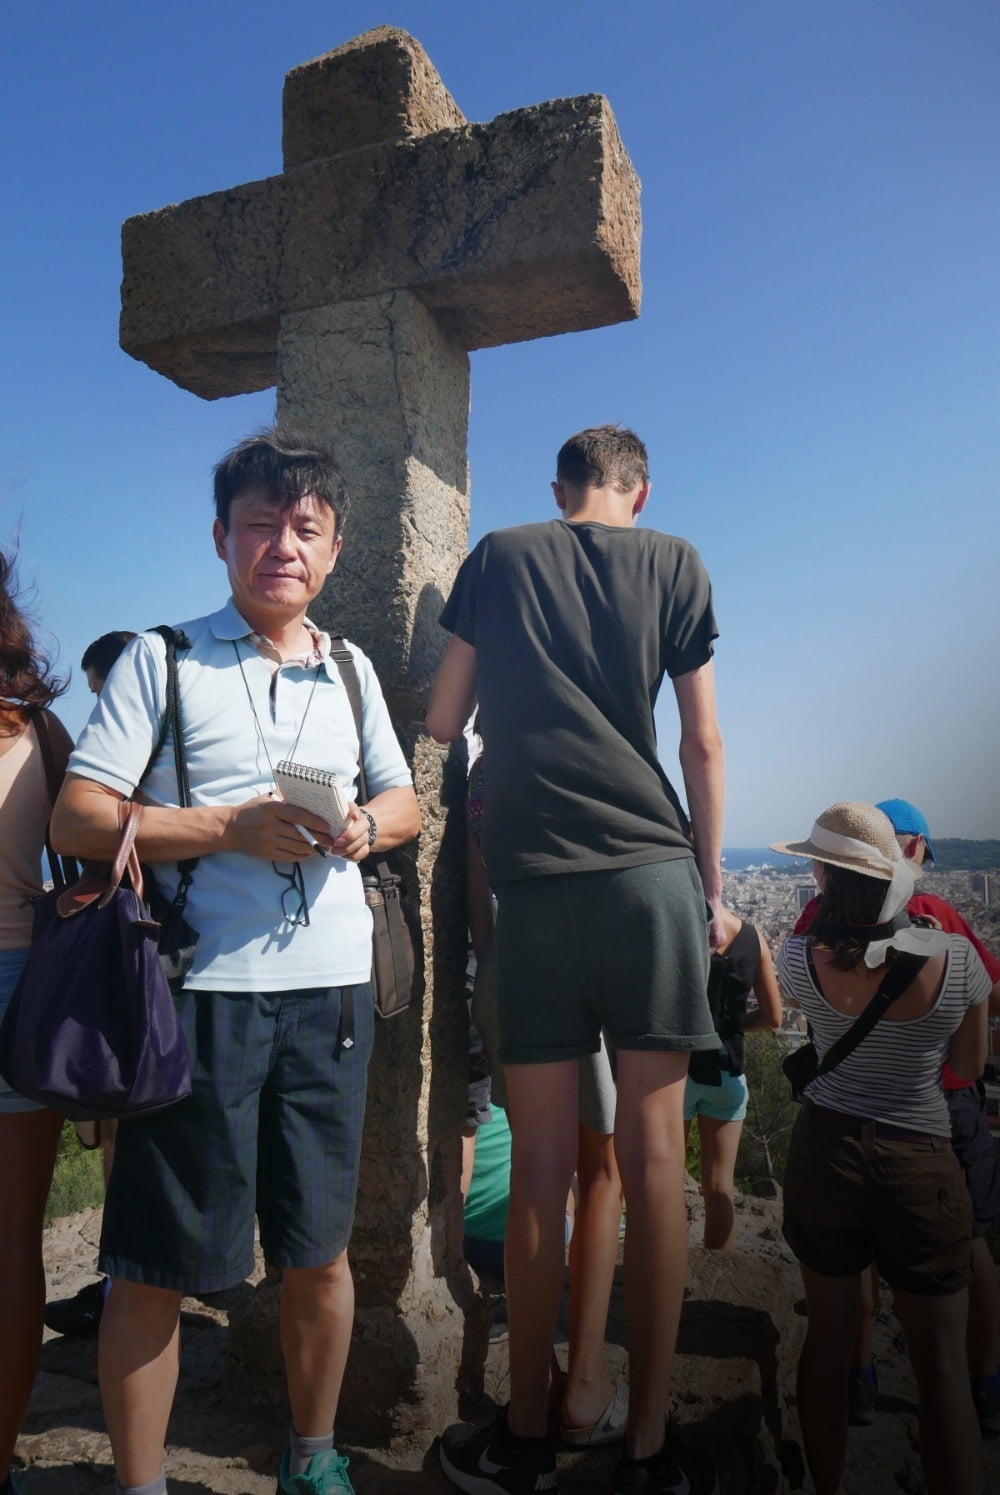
[16,1179,1000,1494]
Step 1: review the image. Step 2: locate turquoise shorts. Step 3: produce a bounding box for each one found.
[684,1069,749,1123]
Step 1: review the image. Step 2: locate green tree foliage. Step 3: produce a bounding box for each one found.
[932,840,1000,872]
[736,1031,799,1192]
[45,1121,104,1223]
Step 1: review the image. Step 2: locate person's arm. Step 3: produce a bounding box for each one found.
[775,939,801,1009]
[742,934,783,1032]
[672,659,725,947]
[947,999,988,1082]
[52,773,337,863]
[427,637,477,743]
[330,785,421,864]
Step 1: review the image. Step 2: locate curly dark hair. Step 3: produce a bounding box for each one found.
[0,548,67,734]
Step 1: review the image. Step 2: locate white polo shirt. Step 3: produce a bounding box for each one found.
[69,599,413,991]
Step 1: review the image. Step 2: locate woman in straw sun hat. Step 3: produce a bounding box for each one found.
[771,801,989,1495]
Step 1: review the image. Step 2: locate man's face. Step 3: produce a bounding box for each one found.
[85,667,104,695]
[213,489,341,624]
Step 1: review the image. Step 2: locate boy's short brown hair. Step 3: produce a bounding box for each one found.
[556,424,649,493]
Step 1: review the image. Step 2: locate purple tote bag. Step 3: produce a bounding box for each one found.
[0,803,192,1120]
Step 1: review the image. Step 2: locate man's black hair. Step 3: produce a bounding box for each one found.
[213,427,351,534]
[81,631,137,684]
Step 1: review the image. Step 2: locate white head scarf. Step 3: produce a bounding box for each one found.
[808,821,949,967]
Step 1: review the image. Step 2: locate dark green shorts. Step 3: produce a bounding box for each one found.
[494,858,716,1063]
[99,983,374,1294]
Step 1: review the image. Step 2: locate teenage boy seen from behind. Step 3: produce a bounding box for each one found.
[428,425,725,1495]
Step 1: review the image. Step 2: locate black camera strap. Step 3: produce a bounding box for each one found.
[805,947,928,1080]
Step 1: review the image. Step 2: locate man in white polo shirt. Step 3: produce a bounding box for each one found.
[52,428,420,1495]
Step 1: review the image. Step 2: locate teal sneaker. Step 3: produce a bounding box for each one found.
[277,1448,356,1495]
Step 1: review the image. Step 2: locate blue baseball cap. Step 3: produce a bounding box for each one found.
[875,798,936,863]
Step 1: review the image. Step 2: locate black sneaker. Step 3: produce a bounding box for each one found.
[847,1362,878,1427]
[43,1278,107,1337]
[440,1411,557,1495]
[613,1432,719,1495]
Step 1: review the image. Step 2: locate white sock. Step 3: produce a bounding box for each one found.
[289,1425,334,1476]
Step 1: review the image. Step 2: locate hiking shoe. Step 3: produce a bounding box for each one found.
[277,1448,355,1495]
[848,1361,878,1426]
[439,1411,557,1495]
[613,1432,720,1495]
[43,1277,107,1337]
[971,1373,1000,1439]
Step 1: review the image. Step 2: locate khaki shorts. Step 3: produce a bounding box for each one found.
[782,1101,973,1296]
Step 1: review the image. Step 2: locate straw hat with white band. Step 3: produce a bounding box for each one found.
[770,801,949,968]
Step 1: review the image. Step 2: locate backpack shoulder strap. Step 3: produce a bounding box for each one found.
[30,708,63,808]
[143,626,197,882]
[30,709,76,890]
[814,952,928,1079]
[329,638,368,804]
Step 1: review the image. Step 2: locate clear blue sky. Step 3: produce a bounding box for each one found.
[3,1,998,844]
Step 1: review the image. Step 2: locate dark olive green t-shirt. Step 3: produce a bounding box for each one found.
[439,519,717,885]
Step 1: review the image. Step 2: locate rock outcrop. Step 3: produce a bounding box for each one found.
[21,1181,1000,1492]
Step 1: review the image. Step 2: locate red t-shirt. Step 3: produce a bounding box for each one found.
[793,892,1000,1090]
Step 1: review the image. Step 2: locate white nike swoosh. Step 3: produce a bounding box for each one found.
[478,1447,505,1475]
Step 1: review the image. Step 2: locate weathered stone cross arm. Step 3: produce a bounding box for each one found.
[119,27,641,400]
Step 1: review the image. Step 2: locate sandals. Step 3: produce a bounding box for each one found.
[560,1379,629,1446]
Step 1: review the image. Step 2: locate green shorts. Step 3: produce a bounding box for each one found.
[494,858,715,1064]
[472,936,618,1132]
[99,983,374,1295]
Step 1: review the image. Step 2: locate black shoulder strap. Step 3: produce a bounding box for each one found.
[811,950,928,1080]
[144,626,198,884]
[329,638,368,805]
[30,709,77,890]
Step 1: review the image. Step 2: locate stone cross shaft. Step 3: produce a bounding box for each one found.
[120,25,641,1455]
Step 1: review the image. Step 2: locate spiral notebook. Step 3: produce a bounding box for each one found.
[274,760,351,836]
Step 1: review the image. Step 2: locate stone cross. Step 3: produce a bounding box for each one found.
[119,25,640,1458]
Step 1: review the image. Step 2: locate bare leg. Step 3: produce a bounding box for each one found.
[98,1279,182,1487]
[0,1107,62,1482]
[967,1236,1000,1377]
[613,1049,689,1460]
[459,1124,477,1202]
[696,1114,742,1251]
[852,1262,878,1369]
[562,1124,621,1430]
[893,1286,982,1495]
[503,1059,579,1439]
[796,1264,860,1495]
[281,1253,354,1436]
